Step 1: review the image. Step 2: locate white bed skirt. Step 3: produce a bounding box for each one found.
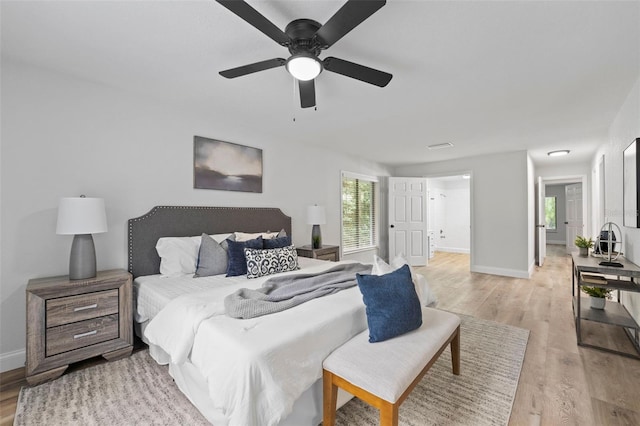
[136,322,353,425]
[169,357,352,426]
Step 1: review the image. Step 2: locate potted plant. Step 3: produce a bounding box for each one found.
[581,286,611,309]
[575,236,593,257]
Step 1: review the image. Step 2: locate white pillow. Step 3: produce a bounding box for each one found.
[372,254,438,307]
[235,231,278,241]
[156,233,234,276]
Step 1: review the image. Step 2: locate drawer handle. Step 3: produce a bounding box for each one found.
[73,330,97,339]
[73,304,98,312]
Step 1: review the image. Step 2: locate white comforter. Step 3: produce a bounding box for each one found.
[143,260,368,426]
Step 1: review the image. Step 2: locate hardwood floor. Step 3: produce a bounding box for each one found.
[415,247,640,426]
[2,247,639,425]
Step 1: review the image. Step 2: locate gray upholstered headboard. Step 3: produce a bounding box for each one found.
[128,206,292,278]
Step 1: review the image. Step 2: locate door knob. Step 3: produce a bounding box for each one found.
[390,225,395,228]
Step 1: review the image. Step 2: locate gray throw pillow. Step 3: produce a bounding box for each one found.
[194,234,228,277]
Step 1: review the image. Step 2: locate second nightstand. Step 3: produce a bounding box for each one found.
[297,245,340,262]
[26,269,133,385]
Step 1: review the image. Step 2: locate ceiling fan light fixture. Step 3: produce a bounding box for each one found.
[286,53,322,81]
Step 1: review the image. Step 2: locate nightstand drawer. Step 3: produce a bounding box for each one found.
[317,253,338,262]
[46,289,119,328]
[46,314,119,356]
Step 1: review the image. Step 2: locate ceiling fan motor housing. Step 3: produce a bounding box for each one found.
[285,19,323,56]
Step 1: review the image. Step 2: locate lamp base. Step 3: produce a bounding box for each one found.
[69,234,97,280]
[311,224,322,249]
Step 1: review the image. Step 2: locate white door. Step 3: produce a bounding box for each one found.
[565,183,583,253]
[535,177,546,266]
[388,177,428,265]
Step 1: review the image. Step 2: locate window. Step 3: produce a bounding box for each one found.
[545,196,557,230]
[341,172,378,252]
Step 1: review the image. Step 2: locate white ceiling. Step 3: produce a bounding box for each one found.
[2,0,639,167]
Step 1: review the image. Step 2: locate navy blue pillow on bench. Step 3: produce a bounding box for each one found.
[356,264,422,343]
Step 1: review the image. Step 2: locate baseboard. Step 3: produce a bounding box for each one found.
[0,348,25,373]
[471,264,531,279]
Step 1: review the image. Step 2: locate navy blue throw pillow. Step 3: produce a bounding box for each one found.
[226,236,263,277]
[356,264,422,343]
[263,235,292,249]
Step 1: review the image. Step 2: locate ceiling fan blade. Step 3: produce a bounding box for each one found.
[216,0,289,46]
[299,79,316,108]
[323,57,392,87]
[219,58,286,78]
[314,0,386,48]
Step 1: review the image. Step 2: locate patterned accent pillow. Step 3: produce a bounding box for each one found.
[244,245,299,279]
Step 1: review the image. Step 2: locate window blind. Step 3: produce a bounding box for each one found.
[341,174,377,252]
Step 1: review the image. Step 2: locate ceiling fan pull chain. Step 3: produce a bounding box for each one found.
[292,78,297,122]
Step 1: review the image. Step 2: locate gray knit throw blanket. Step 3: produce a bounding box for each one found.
[224,263,372,319]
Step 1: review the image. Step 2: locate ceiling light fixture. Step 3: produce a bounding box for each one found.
[427,142,454,150]
[286,53,322,81]
[547,150,570,157]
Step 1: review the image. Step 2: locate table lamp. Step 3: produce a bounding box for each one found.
[56,196,107,280]
[307,205,326,249]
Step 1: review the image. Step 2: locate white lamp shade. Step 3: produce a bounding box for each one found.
[56,197,107,235]
[307,205,326,225]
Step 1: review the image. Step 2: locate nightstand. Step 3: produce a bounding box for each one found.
[26,269,133,385]
[297,245,340,262]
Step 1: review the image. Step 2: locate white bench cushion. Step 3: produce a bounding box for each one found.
[323,307,461,403]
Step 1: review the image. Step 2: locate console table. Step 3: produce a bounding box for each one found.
[571,253,640,359]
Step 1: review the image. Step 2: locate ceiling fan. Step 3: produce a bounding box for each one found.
[216,0,393,108]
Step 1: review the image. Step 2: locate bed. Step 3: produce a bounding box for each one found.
[128,206,370,426]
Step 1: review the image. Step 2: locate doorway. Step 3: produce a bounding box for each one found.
[541,176,587,256]
[427,176,471,255]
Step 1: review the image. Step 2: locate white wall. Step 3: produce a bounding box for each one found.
[0,59,392,371]
[593,74,640,325]
[394,151,531,278]
[427,178,470,253]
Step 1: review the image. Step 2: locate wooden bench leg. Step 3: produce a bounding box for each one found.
[380,401,399,426]
[451,325,460,375]
[323,369,338,426]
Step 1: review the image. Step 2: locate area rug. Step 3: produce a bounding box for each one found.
[14,314,529,426]
[334,314,530,426]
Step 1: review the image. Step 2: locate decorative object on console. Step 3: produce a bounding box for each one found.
[581,285,611,310]
[215,0,392,108]
[574,235,593,257]
[595,222,623,267]
[194,136,263,193]
[56,196,107,280]
[307,205,326,249]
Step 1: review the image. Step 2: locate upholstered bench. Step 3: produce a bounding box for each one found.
[322,308,461,426]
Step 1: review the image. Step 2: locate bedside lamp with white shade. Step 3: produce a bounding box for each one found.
[307,205,326,249]
[56,196,107,280]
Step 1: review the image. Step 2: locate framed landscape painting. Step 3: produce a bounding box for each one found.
[194,136,263,193]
